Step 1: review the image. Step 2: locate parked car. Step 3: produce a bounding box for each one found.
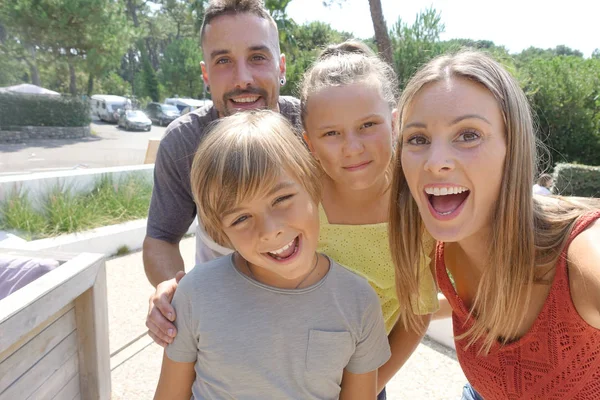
[145,103,181,126]
[91,94,132,123]
[118,110,152,131]
[165,97,209,112]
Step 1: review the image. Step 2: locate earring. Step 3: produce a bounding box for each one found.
[280,77,286,86]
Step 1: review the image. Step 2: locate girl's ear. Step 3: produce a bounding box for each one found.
[303,132,318,160]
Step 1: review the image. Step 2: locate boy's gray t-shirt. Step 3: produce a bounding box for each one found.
[146,97,301,264]
[166,255,391,399]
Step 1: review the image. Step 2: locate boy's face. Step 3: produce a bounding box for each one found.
[220,172,320,283]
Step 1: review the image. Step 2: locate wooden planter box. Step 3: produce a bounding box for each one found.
[0,250,110,400]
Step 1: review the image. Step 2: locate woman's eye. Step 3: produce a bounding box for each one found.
[458,130,481,142]
[406,135,429,145]
[274,194,294,205]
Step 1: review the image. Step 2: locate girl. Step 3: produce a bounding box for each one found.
[390,50,600,399]
[154,110,390,400]
[300,41,439,398]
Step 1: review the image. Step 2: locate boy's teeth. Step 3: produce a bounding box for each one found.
[425,186,469,196]
[269,238,295,255]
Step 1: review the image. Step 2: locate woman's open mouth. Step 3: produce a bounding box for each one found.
[425,186,470,220]
[264,236,300,262]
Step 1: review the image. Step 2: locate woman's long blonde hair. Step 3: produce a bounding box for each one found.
[389,50,600,353]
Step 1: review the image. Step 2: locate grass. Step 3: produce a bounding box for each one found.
[0,174,153,240]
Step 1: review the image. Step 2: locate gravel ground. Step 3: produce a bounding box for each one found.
[106,237,467,399]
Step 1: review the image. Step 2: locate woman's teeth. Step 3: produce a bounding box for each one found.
[425,186,469,196]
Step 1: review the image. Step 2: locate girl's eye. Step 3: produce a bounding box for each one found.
[457,130,481,142]
[323,131,339,137]
[274,194,294,205]
[361,121,376,129]
[231,215,248,226]
[406,135,429,145]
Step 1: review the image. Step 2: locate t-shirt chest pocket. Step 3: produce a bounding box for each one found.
[306,330,355,375]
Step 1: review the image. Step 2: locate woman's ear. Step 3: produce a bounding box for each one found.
[303,131,318,160]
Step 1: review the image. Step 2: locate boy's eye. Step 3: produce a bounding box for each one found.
[231,215,249,226]
[274,194,294,205]
[406,135,429,145]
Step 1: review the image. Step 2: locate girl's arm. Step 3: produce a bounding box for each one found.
[340,369,377,400]
[154,352,196,400]
[376,314,430,392]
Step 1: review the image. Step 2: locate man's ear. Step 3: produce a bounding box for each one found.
[279,53,287,81]
[303,131,317,160]
[201,61,209,86]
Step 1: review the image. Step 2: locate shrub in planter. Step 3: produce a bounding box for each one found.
[0,93,90,128]
[552,163,600,198]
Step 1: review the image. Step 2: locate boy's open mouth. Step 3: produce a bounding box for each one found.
[265,236,300,261]
[425,186,470,216]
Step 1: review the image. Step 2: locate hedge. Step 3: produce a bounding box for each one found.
[552,163,600,198]
[0,93,90,128]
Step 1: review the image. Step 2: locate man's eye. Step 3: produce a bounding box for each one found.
[216,58,230,65]
[252,54,267,61]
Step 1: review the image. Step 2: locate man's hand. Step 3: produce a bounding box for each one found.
[147,271,186,347]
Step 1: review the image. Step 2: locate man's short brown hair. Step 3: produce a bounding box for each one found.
[200,0,277,47]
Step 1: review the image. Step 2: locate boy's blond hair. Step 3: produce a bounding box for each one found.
[191,110,321,247]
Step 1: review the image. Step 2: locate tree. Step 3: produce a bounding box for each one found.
[323,0,393,64]
[390,7,445,88]
[0,0,133,95]
[159,39,204,98]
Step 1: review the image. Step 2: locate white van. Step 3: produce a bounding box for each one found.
[90,95,132,123]
[164,97,210,113]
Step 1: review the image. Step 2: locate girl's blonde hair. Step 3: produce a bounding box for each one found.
[190,110,321,247]
[299,40,399,129]
[389,50,600,353]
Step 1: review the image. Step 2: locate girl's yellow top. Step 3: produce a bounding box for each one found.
[317,204,439,333]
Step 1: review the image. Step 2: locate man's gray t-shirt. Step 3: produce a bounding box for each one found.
[166,255,391,399]
[146,97,301,263]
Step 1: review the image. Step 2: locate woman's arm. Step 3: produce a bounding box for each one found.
[340,369,377,400]
[154,352,196,400]
[567,219,600,329]
[376,313,430,392]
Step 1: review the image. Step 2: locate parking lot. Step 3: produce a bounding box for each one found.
[0,118,167,175]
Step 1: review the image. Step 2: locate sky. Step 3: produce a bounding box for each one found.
[287,0,599,57]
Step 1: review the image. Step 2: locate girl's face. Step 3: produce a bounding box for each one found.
[220,172,320,284]
[303,82,395,191]
[400,77,507,243]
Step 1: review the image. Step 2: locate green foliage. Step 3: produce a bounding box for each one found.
[98,72,132,97]
[553,163,600,198]
[141,48,160,102]
[390,8,446,89]
[0,93,90,127]
[159,38,204,98]
[0,174,153,240]
[520,56,600,165]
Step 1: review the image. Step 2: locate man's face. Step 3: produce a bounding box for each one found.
[201,13,286,117]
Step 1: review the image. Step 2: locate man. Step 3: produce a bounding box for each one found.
[532,173,553,196]
[143,0,300,346]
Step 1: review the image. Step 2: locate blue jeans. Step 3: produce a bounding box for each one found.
[377,387,386,400]
[461,383,484,400]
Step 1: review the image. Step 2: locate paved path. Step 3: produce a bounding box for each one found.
[106,237,467,399]
[0,118,166,175]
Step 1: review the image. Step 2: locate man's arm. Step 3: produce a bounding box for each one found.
[143,236,184,287]
[339,369,377,400]
[376,313,430,392]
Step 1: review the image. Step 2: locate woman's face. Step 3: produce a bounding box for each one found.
[400,77,507,243]
[303,82,395,191]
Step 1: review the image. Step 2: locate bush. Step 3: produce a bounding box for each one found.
[0,93,90,128]
[552,163,600,198]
